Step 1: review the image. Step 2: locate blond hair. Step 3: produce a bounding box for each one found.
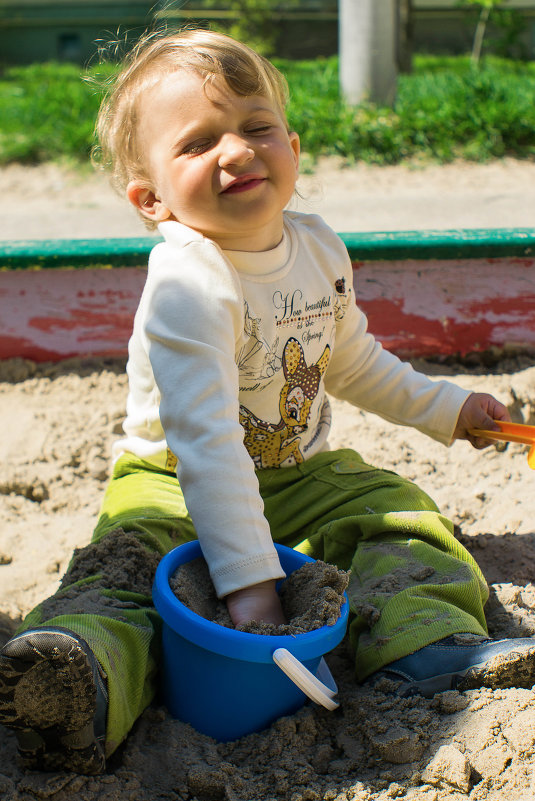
[94,29,290,196]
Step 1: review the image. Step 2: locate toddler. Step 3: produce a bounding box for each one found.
[1,29,534,775]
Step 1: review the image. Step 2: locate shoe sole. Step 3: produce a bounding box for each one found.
[0,627,107,774]
[458,643,535,692]
[371,642,535,698]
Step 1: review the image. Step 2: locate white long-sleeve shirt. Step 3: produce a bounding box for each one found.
[114,212,470,597]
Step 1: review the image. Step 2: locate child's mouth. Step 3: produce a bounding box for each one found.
[222,176,265,195]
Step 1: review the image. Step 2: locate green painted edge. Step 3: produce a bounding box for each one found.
[0,237,160,270]
[341,228,535,261]
[1,229,535,270]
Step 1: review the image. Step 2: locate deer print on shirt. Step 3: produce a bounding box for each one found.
[240,337,331,468]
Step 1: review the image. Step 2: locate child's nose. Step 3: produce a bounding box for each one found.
[218,134,255,168]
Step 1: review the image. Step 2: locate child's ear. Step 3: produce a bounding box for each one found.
[126,180,171,223]
[289,131,300,172]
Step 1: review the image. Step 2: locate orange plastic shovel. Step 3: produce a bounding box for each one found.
[468,421,535,470]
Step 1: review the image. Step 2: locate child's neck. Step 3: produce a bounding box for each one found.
[203,216,285,253]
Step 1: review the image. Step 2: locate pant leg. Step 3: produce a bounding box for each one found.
[18,454,196,757]
[17,445,490,754]
[258,448,489,681]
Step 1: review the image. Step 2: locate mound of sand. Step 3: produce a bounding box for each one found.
[1,353,535,801]
[171,556,349,634]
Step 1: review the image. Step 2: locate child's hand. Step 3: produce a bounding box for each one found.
[225,580,287,627]
[453,392,511,448]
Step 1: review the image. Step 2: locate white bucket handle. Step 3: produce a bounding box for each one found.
[272,648,339,710]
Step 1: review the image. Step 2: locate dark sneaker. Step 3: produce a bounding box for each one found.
[368,634,535,698]
[0,626,108,774]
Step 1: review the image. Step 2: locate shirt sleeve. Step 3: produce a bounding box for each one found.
[324,257,471,446]
[142,239,285,597]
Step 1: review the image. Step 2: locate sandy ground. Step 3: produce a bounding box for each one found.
[2,156,535,240]
[1,159,535,800]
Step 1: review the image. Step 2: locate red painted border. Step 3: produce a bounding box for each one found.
[353,256,535,358]
[0,267,146,362]
[0,256,534,362]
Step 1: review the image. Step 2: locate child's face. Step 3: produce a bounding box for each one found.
[127,70,300,251]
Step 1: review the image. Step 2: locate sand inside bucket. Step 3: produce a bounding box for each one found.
[170,557,349,635]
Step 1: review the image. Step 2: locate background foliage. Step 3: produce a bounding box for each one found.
[0,55,534,167]
[187,0,301,56]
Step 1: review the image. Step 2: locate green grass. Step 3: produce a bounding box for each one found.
[280,54,535,164]
[0,61,116,165]
[0,54,534,166]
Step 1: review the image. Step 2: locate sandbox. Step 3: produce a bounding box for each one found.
[1,229,535,800]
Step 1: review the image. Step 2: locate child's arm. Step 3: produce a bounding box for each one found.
[322,243,500,447]
[325,306,470,446]
[452,391,511,448]
[138,232,286,611]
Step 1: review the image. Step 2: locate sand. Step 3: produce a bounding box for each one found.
[171,556,349,634]
[1,159,535,800]
[2,156,535,241]
[2,354,535,801]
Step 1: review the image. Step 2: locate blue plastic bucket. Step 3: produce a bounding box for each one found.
[153,541,349,742]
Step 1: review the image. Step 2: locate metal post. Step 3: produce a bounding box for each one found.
[339,0,398,106]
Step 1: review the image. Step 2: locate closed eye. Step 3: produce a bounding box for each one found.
[181,139,212,156]
[245,123,273,137]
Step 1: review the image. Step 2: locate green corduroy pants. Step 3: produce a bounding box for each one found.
[20,448,489,756]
